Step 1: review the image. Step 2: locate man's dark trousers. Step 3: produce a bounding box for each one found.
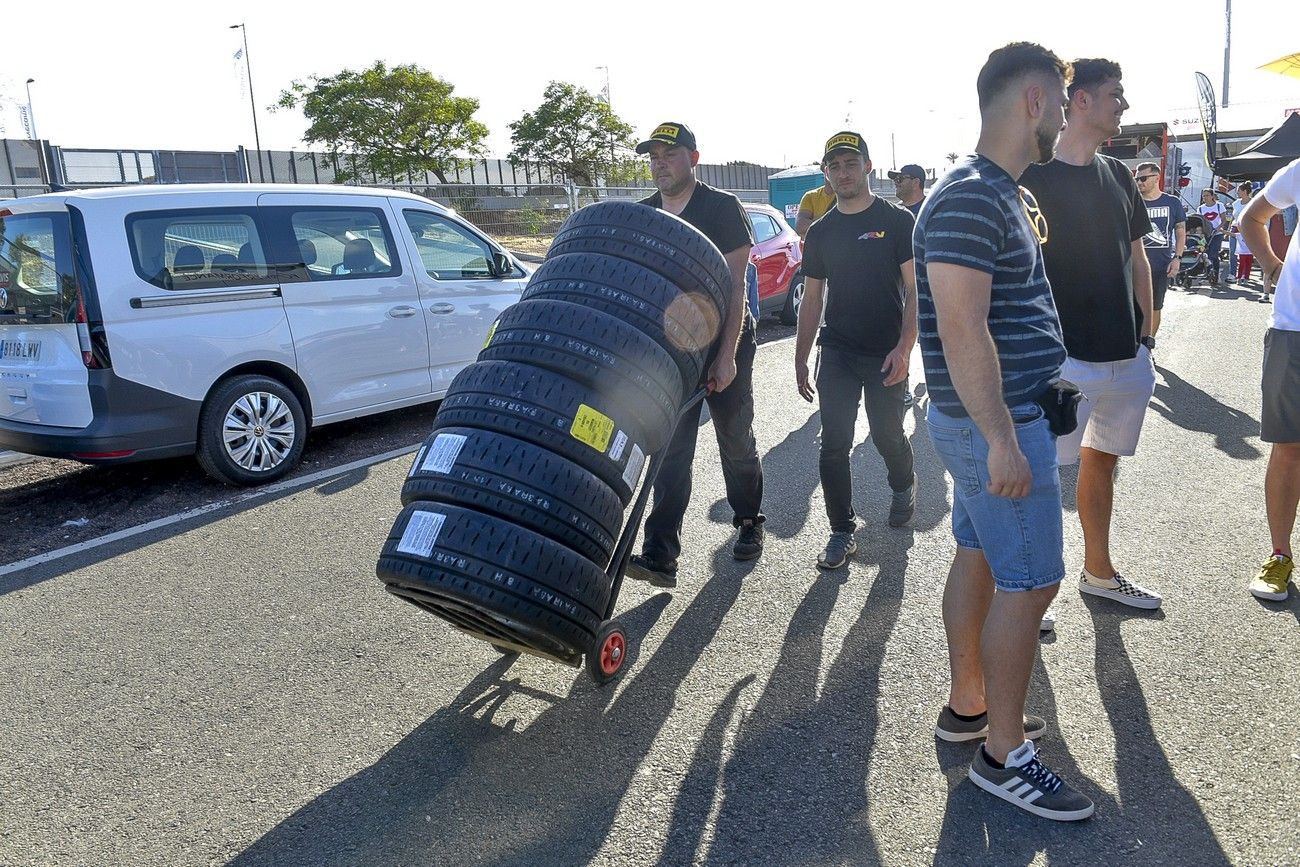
[642,318,764,565]
[816,344,914,532]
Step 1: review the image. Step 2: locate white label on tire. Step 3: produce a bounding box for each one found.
[397,510,446,557]
[608,429,628,461]
[421,433,467,474]
[409,445,427,477]
[622,443,645,489]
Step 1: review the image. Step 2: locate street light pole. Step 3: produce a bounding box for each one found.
[596,65,614,181]
[230,23,263,180]
[24,79,38,140]
[1222,0,1232,107]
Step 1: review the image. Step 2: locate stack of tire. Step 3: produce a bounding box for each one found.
[376,201,732,668]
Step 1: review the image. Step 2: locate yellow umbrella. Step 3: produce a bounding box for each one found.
[1259,53,1300,79]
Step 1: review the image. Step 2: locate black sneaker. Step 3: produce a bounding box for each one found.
[732,519,764,561]
[888,477,916,528]
[934,705,1047,742]
[968,741,1095,821]
[627,554,677,588]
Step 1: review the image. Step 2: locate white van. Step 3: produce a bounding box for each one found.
[0,184,528,485]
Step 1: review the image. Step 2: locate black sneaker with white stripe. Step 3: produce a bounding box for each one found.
[934,705,1047,743]
[969,740,1095,821]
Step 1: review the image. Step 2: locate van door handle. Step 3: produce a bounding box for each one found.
[428,303,456,315]
[388,306,418,318]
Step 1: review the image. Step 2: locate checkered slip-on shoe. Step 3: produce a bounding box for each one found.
[1078,571,1162,610]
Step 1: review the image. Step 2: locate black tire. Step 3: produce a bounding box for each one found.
[586,619,629,685]
[522,252,716,395]
[377,503,611,654]
[434,360,652,504]
[195,375,307,486]
[402,426,623,567]
[779,270,805,326]
[479,299,682,450]
[548,201,732,320]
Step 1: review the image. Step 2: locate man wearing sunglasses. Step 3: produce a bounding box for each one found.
[1135,161,1186,335]
[1020,58,1162,614]
[888,163,928,217]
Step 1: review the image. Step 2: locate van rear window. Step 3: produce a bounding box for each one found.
[0,211,77,324]
[127,209,271,291]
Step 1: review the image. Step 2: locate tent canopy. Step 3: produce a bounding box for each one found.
[1216,113,1300,180]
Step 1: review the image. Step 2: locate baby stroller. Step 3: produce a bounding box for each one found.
[1176,215,1211,288]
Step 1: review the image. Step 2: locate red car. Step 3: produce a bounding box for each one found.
[744,203,803,324]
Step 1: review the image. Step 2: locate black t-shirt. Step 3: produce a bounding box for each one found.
[639,181,754,255]
[802,197,915,356]
[1019,155,1152,362]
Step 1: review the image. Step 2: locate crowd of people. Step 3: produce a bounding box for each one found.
[621,41,1298,824]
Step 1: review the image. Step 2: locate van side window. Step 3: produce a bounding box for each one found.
[402,210,503,280]
[287,209,399,280]
[127,210,269,291]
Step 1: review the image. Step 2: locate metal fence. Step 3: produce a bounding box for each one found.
[375,183,768,241]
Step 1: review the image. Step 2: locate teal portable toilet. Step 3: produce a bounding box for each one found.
[768,165,826,229]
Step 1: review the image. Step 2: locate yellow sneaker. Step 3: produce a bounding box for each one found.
[1249,554,1294,601]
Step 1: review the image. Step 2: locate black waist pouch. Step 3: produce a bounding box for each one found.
[1033,379,1083,437]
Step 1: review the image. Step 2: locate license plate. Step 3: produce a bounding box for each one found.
[1,340,41,361]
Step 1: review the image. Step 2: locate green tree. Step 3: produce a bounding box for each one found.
[275,61,488,184]
[508,82,636,187]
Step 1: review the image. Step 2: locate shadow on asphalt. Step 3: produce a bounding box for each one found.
[928,597,1228,866]
[656,528,911,866]
[1150,365,1262,461]
[229,542,754,866]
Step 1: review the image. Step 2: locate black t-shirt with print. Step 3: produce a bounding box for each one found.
[802,197,915,357]
[639,181,754,255]
[1019,155,1152,362]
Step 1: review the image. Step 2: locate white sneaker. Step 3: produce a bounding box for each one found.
[1078,570,1162,610]
[1039,609,1056,632]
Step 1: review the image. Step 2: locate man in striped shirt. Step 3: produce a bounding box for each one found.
[914,42,1094,822]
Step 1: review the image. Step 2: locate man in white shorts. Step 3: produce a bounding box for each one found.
[1020,58,1162,612]
[1239,155,1300,602]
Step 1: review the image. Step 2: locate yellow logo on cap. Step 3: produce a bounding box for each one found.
[653,124,681,139]
[826,133,861,151]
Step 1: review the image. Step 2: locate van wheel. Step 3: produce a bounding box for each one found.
[196,375,307,486]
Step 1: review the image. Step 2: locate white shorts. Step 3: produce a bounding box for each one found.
[1056,346,1157,465]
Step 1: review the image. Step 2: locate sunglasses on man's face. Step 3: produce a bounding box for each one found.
[1135,175,1159,183]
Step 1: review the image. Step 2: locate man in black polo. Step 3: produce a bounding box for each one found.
[795,131,918,569]
[627,122,765,589]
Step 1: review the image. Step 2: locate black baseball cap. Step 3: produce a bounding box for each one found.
[888,164,926,182]
[822,131,869,164]
[636,121,697,154]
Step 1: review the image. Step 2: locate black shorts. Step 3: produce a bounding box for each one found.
[1262,328,1300,443]
[1151,268,1169,310]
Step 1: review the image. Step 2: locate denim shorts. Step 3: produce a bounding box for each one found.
[926,402,1065,592]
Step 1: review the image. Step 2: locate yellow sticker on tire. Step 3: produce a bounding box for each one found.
[570,404,614,452]
[482,320,498,349]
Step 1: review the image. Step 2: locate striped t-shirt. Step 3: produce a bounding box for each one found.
[913,154,1066,418]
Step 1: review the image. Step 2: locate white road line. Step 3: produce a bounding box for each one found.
[0,444,418,578]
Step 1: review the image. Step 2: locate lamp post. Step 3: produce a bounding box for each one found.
[24,78,38,140]
[230,23,263,180]
[596,66,615,180]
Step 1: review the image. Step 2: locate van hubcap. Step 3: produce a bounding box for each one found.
[223,392,295,472]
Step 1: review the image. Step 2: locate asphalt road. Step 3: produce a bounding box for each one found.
[1,287,1297,866]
